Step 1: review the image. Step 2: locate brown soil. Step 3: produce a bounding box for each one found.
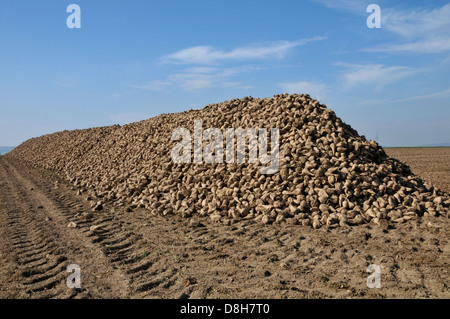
[385,147,450,194]
[0,153,449,299]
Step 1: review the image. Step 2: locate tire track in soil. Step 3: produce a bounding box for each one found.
[3,157,447,299]
[31,186,179,298]
[0,157,180,298]
[0,158,130,298]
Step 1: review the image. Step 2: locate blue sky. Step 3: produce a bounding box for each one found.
[0,0,449,147]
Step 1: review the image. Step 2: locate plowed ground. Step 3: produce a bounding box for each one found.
[0,153,448,299]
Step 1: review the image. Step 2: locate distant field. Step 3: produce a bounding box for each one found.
[385,147,450,194]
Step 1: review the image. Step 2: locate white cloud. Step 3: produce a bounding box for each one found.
[134,37,327,91]
[280,81,327,100]
[167,67,242,90]
[386,88,450,104]
[315,1,450,39]
[364,4,450,54]
[182,67,216,74]
[132,66,258,91]
[334,62,420,88]
[382,4,450,39]
[316,1,450,54]
[162,37,327,64]
[168,73,214,90]
[311,0,368,13]
[129,80,172,91]
[342,87,450,108]
[365,36,450,54]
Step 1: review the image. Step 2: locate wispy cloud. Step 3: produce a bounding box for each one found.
[129,80,172,91]
[443,55,450,65]
[311,0,369,13]
[170,66,259,90]
[334,62,420,89]
[162,37,327,64]
[344,87,450,108]
[385,88,450,104]
[315,1,450,54]
[131,66,258,91]
[365,36,450,54]
[133,37,326,91]
[382,4,450,39]
[280,81,327,100]
[365,4,450,54]
[168,71,215,90]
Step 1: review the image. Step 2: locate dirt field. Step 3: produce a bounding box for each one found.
[385,147,450,194]
[0,150,449,299]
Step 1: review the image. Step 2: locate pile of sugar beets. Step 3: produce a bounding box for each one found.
[8,94,450,229]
